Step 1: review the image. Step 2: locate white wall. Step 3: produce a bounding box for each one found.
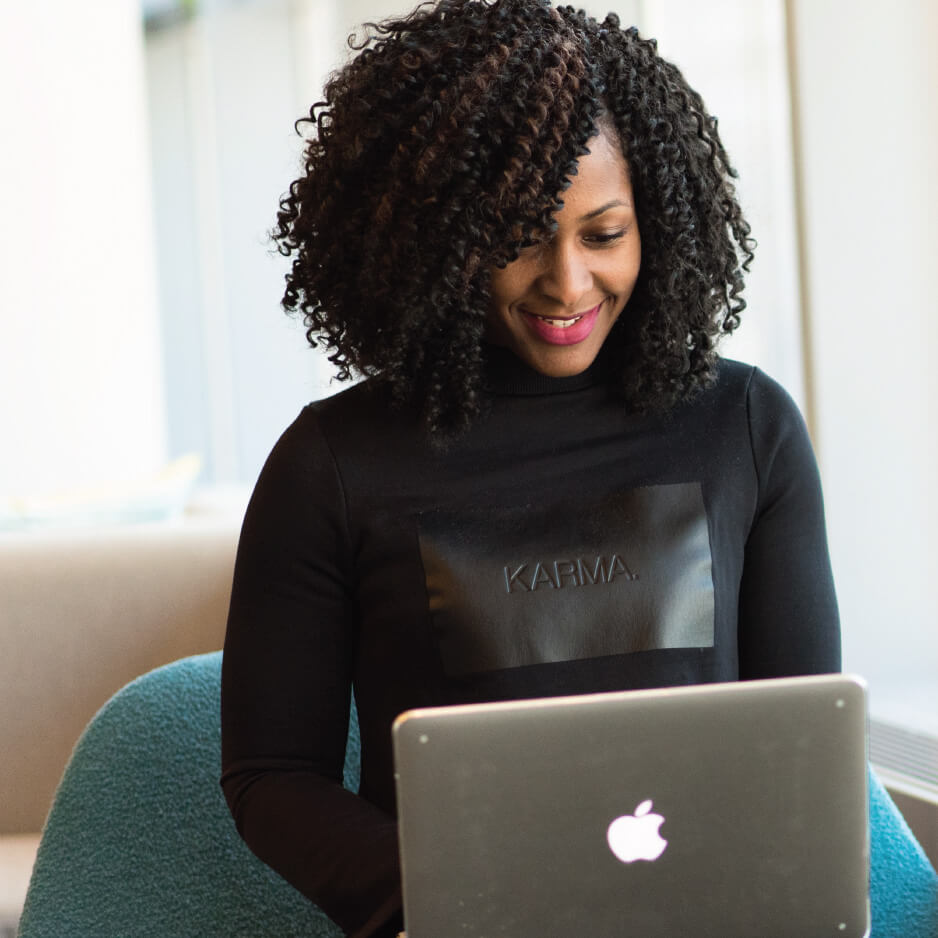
[146,0,342,486]
[0,0,166,495]
[633,0,805,409]
[788,1,938,721]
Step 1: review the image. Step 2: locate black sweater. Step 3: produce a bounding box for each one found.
[220,352,840,937]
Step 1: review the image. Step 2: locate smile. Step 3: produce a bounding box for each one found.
[520,302,604,346]
[532,314,584,329]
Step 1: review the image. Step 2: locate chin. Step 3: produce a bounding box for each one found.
[523,347,601,378]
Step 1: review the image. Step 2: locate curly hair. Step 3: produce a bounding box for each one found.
[274,0,755,436]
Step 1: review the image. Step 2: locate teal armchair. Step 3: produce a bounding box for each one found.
[18,652,355,937]
[18,653,938,937]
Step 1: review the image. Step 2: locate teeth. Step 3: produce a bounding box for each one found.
[537,315,582,328]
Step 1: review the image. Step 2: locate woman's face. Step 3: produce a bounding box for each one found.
[487,128,641,377]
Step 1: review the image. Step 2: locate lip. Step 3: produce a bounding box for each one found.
[520,302,603,346]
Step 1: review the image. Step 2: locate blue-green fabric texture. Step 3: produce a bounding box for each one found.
[18,652,938,937]
[19,652,355,937]
[868,768,938,936]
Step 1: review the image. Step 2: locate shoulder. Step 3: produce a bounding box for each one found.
[274,379,395,456]
[302,378,388,428]
[710,360,820,502]
[707,358,806,430]
[267,380,425,498]
[679,358,817,492]
[249,384,379,505]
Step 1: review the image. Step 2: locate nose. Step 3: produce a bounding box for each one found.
[536,241,593,309]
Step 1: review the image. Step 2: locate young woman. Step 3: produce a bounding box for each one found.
[221,2,840,935]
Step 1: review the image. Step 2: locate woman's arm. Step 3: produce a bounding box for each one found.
[221,407,404,937]
[736,369,842,678]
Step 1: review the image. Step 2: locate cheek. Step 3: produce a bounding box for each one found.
[630,233,642,278]
[490,261,535,311]
[612,243,641,291]
[488,269,509,311]
[485,269,517,342]
[490,275,508,310]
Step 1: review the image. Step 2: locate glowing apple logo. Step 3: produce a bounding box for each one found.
[606,799,668,863]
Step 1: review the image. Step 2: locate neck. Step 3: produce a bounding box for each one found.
[481,342,611,396]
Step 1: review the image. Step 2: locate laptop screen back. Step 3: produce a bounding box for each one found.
[392,674,869,938]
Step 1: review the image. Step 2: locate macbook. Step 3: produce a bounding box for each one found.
[392,674,870,937]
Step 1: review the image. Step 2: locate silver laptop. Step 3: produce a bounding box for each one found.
[392,674,870,938]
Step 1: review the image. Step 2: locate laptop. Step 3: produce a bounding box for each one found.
[392,674,870,938]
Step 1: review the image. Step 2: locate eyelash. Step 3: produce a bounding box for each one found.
[519,229,628,252]
[585,230,626,246]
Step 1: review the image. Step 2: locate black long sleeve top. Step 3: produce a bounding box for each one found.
[220,351,841,937]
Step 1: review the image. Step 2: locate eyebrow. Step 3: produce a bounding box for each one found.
[578,199,631,222]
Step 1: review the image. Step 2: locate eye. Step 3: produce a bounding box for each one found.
[585,229,627,246]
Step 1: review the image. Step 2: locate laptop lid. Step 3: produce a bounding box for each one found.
[392,674,870,938]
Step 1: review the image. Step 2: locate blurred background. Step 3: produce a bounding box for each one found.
[0,0,935,830]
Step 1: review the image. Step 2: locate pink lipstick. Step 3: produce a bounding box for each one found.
[521,302,602,346]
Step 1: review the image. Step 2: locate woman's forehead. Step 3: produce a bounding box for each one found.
[556,130,633,213]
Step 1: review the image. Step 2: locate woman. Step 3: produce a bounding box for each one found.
[220,2,840,936]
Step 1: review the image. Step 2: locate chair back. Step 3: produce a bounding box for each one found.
[868,769,938,937]
[18,652,358,937]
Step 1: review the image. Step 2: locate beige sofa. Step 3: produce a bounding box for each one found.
[0,503,244,929]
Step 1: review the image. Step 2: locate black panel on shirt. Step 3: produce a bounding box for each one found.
[418,483,714,675]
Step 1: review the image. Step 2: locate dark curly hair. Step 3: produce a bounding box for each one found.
[274,0,755,436]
